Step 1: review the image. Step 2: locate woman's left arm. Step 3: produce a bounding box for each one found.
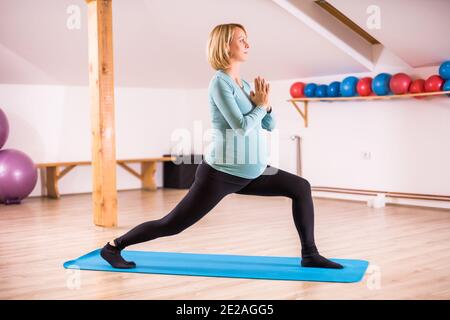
[262,107,276,131]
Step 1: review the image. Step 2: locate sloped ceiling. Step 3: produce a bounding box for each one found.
[0,0,447,88]
[0,0,369,88]
[328,0,450,68]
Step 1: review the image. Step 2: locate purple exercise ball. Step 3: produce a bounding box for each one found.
[0,149,38,204]
[0,108,9,149]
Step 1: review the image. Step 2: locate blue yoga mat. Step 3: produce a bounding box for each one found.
[63,249,369,283]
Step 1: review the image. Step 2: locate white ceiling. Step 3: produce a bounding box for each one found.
[328,0,450,68]
[0,0,448,88]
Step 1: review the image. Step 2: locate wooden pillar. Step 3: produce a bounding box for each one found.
[86,0,118,227]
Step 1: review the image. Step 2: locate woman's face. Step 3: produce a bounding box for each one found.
[229,28,249,62]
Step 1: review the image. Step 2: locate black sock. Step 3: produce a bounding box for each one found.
[301,254,344,269]
[301,244,343,269]
[100,242,136,269]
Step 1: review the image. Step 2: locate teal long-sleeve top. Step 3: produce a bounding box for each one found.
[204,69,276,179]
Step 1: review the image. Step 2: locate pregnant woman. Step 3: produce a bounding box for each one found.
[100,23,343,270]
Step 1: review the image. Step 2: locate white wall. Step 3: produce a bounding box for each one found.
[1,61,449,209]
[273,66,450,194]
[0,85,190,196]
[266,63,450,209]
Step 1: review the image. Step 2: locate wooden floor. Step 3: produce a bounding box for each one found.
[0,188,449,300]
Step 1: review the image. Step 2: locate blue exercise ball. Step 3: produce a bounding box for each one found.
[443,79,450,96]
[340,76,358,97]
[316,85,328,98]
[304,83,317,97]
[327,81,340,97]
[372,73,392,96]
[439,61,450,80]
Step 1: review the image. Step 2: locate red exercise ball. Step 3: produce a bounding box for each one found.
[389,73,411,94]
[424,75,444,92]
[290,82,305,98]
[409,79,425,99]
[356,77,372,96]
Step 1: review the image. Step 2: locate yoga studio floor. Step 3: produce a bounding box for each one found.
[1,188,449,300]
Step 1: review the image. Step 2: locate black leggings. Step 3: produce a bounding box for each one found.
[114,161,317,254]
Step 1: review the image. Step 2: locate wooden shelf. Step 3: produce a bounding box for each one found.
[287,90,450,127]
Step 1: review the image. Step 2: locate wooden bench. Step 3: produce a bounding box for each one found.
[36,156,176,199]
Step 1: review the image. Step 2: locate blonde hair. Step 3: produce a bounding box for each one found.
[206,23,247,71]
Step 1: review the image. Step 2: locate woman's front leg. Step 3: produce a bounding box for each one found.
[235,166,316,252]
[235,166,343,269]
